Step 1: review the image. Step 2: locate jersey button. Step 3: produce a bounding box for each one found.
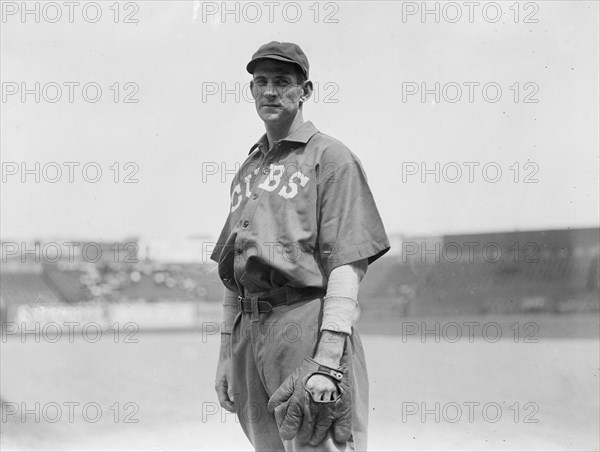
[242,221,249,228]
[252,194,258,200]
[262,167,269,175]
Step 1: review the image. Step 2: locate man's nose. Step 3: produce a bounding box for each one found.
[263,82,278,97]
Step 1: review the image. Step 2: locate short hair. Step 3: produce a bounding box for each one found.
[295,66,307,85]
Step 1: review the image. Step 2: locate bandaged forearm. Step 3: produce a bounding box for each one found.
[321,259,368,335]
[221,287,239,334]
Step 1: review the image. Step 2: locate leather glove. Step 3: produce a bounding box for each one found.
[268,357,352,446]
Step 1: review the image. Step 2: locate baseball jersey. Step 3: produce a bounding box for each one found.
[210,121,390,295]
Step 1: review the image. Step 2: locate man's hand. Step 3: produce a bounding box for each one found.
[215,334,235,412]
[306,330,346,402]
[305,374,339,402]
[268,329,353,447]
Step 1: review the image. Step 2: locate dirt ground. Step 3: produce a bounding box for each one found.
[1,314,598,451]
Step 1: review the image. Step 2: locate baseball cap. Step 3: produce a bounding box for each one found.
[246,41,309,79]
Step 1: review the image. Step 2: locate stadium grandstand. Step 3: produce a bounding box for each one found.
[1,228,598,328]
[359,227,600,317]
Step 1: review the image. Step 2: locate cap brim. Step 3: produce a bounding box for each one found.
[246,55,306,76]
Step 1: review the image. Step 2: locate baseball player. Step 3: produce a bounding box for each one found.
[211,41,390,451]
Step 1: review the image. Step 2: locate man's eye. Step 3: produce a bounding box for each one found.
[254,80,267,87]
[275,80,290,87]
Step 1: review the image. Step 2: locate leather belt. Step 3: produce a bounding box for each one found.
[238,286,325,322]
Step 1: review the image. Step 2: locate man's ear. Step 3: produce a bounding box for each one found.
[300,80,313,103]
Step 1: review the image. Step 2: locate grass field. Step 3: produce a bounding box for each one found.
[1,314,598,451]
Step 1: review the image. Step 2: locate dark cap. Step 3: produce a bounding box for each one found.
[246,41,309,78]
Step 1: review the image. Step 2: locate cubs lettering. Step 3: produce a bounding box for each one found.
[231,164,310,211]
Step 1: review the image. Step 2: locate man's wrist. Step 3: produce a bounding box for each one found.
[313,330,346,368]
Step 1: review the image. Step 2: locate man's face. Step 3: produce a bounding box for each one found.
[251,60,306,125]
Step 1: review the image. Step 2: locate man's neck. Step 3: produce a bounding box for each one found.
[265,112,304,150]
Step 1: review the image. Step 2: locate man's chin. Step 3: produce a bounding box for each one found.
[259,112,284,123]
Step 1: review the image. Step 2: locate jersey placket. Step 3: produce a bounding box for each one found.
[233,144,279,287]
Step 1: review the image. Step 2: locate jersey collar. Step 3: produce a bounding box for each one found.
[248,121,319,155]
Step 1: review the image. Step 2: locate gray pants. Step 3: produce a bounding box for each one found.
[230,297,369,451]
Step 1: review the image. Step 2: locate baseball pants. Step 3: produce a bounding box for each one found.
[230,296,369,451]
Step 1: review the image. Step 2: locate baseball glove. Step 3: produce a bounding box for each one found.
[268,357,352,446]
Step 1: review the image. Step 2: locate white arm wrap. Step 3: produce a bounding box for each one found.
[321,259,368,335]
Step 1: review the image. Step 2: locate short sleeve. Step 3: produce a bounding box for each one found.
[317,160,390,277]
[210,216,231,263]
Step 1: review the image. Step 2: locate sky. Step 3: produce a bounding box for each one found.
[1,1,599,242]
